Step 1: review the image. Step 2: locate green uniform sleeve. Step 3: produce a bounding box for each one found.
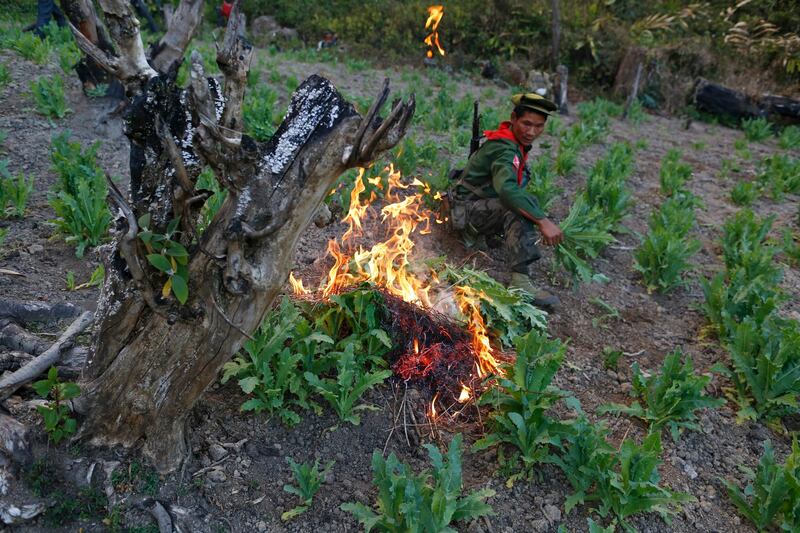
[490,145,546,220]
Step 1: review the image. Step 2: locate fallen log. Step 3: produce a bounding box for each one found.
[0,311,94,401]
[0,300,81,324]
[0,348,89,378]
[693,78,800,125]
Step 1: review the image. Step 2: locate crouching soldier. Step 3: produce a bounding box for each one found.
[449,93,563,310]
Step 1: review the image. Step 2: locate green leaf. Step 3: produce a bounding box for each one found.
[171,274,189,304]
[146,253,172,273]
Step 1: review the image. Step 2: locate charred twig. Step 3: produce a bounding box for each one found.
[348,78,390,165]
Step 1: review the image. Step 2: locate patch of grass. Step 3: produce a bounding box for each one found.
[243,84,279,141]
[111,460,160,497]
[0,63,10,87]
[741,117,774,142]
[10,31,52,64]
[30,74,71,119]
[0,167,34,218]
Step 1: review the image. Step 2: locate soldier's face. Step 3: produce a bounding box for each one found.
[510,111,547,146]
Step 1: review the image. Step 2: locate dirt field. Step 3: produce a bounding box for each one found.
[1,35,798,533]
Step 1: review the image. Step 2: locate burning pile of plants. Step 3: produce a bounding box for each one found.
[224,164,547,425]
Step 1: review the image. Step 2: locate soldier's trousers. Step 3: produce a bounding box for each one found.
[454,197,541,274]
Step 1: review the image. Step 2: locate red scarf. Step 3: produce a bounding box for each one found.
[484,121,529,185]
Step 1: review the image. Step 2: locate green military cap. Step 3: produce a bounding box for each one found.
[511,93,558,116]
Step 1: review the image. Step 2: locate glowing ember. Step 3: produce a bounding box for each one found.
[424,5,445,58]
[289,272,310,295]
[455,286,502,377]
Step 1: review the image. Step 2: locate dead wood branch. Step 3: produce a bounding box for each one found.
[0,312,94,401]
[150,0,203,74]
[0,300,81,324]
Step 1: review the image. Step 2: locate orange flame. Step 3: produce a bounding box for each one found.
[455,286,501,377]
[322,165,431,307]
[289,272,310,295]
[430,391,440,418]
[424,5,445,58]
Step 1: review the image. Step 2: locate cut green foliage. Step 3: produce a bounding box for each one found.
[741,117,774,142]
[583,143,634,228]
[600,349,723,440]
[243,84,279,141]
[721,316,800,422]
[778,125,800,150]
[0,166,34,218]
[222,297,325,426]
[137,214,190,304]
[756,154,800,200]
[342,434,495,532]
[304,343,391,425]
[438,265,547,348]
[730,180,759,206]
[554,196,615,283]
[723,439,800,532]
[474,330,567,480]
[659,149,692,197]
[30,74,71,119]
[282,458,334,521]
[49,132,111,257]
[32,367,80,444]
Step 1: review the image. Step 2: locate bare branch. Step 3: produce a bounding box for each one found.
[217,4,253,140]
[0,311,94,401]
[95,0,157,90]
[348,78,390,165]
[150,0,204,74]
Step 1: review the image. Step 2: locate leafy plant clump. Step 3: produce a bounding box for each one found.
[729,180,759,206]
[30,74,71,119]
[0,163,34,218]
[583,142,634,229]
[33,367,80,444]
[342,434,495,532]
[550,401,693,529]
[137,214,190,304]
[243,84,280,141]
[723,439,800,532]
[48,132,112,257]
[222,289,393,426]
[778,125,800,150]
[474,330,567,481]
[633,197,700,293]
[756,153,800,200]
[282,458,335,521]
[659,149,693,197]
[600,349,723,440]
[741,117,774,142]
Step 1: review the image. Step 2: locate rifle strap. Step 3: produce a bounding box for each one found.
[453,175,489,199]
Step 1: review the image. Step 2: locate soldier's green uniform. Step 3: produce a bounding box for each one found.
[450,129,545,274]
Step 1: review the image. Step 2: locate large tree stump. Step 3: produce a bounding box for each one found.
[70,0,414,472]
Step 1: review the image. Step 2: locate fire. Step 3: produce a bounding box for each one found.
[289,272,310,295]
[457,384,471,403]
[322,165,432,307]
[430,392,440,418]
[424,5,445,58]
[455,286,502,377]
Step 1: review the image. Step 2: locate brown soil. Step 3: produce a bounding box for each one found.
[1,36,799,533]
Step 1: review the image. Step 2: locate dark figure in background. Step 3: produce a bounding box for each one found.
[27,0,66,38]
[131,0,159,33]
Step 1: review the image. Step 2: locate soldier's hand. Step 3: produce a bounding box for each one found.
[536,218,564,246]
